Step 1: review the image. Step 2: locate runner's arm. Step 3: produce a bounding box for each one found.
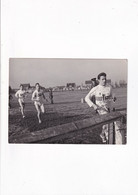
[31,91,36,101]
[85,87,97,110]
[15,91,19,98]
[43,92,48,102]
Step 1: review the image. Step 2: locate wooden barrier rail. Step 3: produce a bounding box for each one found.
[9,111,126,144]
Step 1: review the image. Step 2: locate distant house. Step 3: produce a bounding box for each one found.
[85,80,92,85]
[66,83,76,88]
[85,80,92,89]
[53,86,65,92]
[66,83,76,90]
[21,83,31,90]
[57,86,65,91]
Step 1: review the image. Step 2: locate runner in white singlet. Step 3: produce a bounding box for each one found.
[15,85,27,118]
[32,83,47,124]
[85,72,118,143]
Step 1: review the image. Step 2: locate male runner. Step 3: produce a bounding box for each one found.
[15,84,27,118]
[49,88,54,104]
[32,83,47,123]
[85,72,116,143]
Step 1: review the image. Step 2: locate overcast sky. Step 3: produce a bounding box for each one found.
[9,58,127,88]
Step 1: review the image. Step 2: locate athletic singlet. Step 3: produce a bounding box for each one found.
[15,90,26,100]
[32,90,44,104]
[85,85,113,111]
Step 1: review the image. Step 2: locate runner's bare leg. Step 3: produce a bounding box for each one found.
[35,103,41,123]
[19,100,25,118]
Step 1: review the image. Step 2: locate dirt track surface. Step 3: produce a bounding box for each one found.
[9,88,127,143]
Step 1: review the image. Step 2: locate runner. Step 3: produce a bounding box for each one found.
[15,84,27,118]
[85,72,117,143]
[32,83,47,123]
[49,88,54,104]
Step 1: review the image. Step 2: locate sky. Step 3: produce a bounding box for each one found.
[9,58,127,88]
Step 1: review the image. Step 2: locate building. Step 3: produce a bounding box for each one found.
[66,83,76,91]
[85,80,92,89]
[53,86,65,92]
[20,83,31,90]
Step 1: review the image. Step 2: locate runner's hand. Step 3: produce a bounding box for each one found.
[93,104,98,111]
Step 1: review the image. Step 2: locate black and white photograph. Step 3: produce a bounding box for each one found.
[9,58,127,144]
[1,0,138,194]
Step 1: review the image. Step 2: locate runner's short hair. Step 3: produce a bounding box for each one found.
[20,84,23,88]
[35,83,40,87]
[97,72,106,80]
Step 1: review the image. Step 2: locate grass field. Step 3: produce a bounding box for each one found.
[9,88,127,143]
